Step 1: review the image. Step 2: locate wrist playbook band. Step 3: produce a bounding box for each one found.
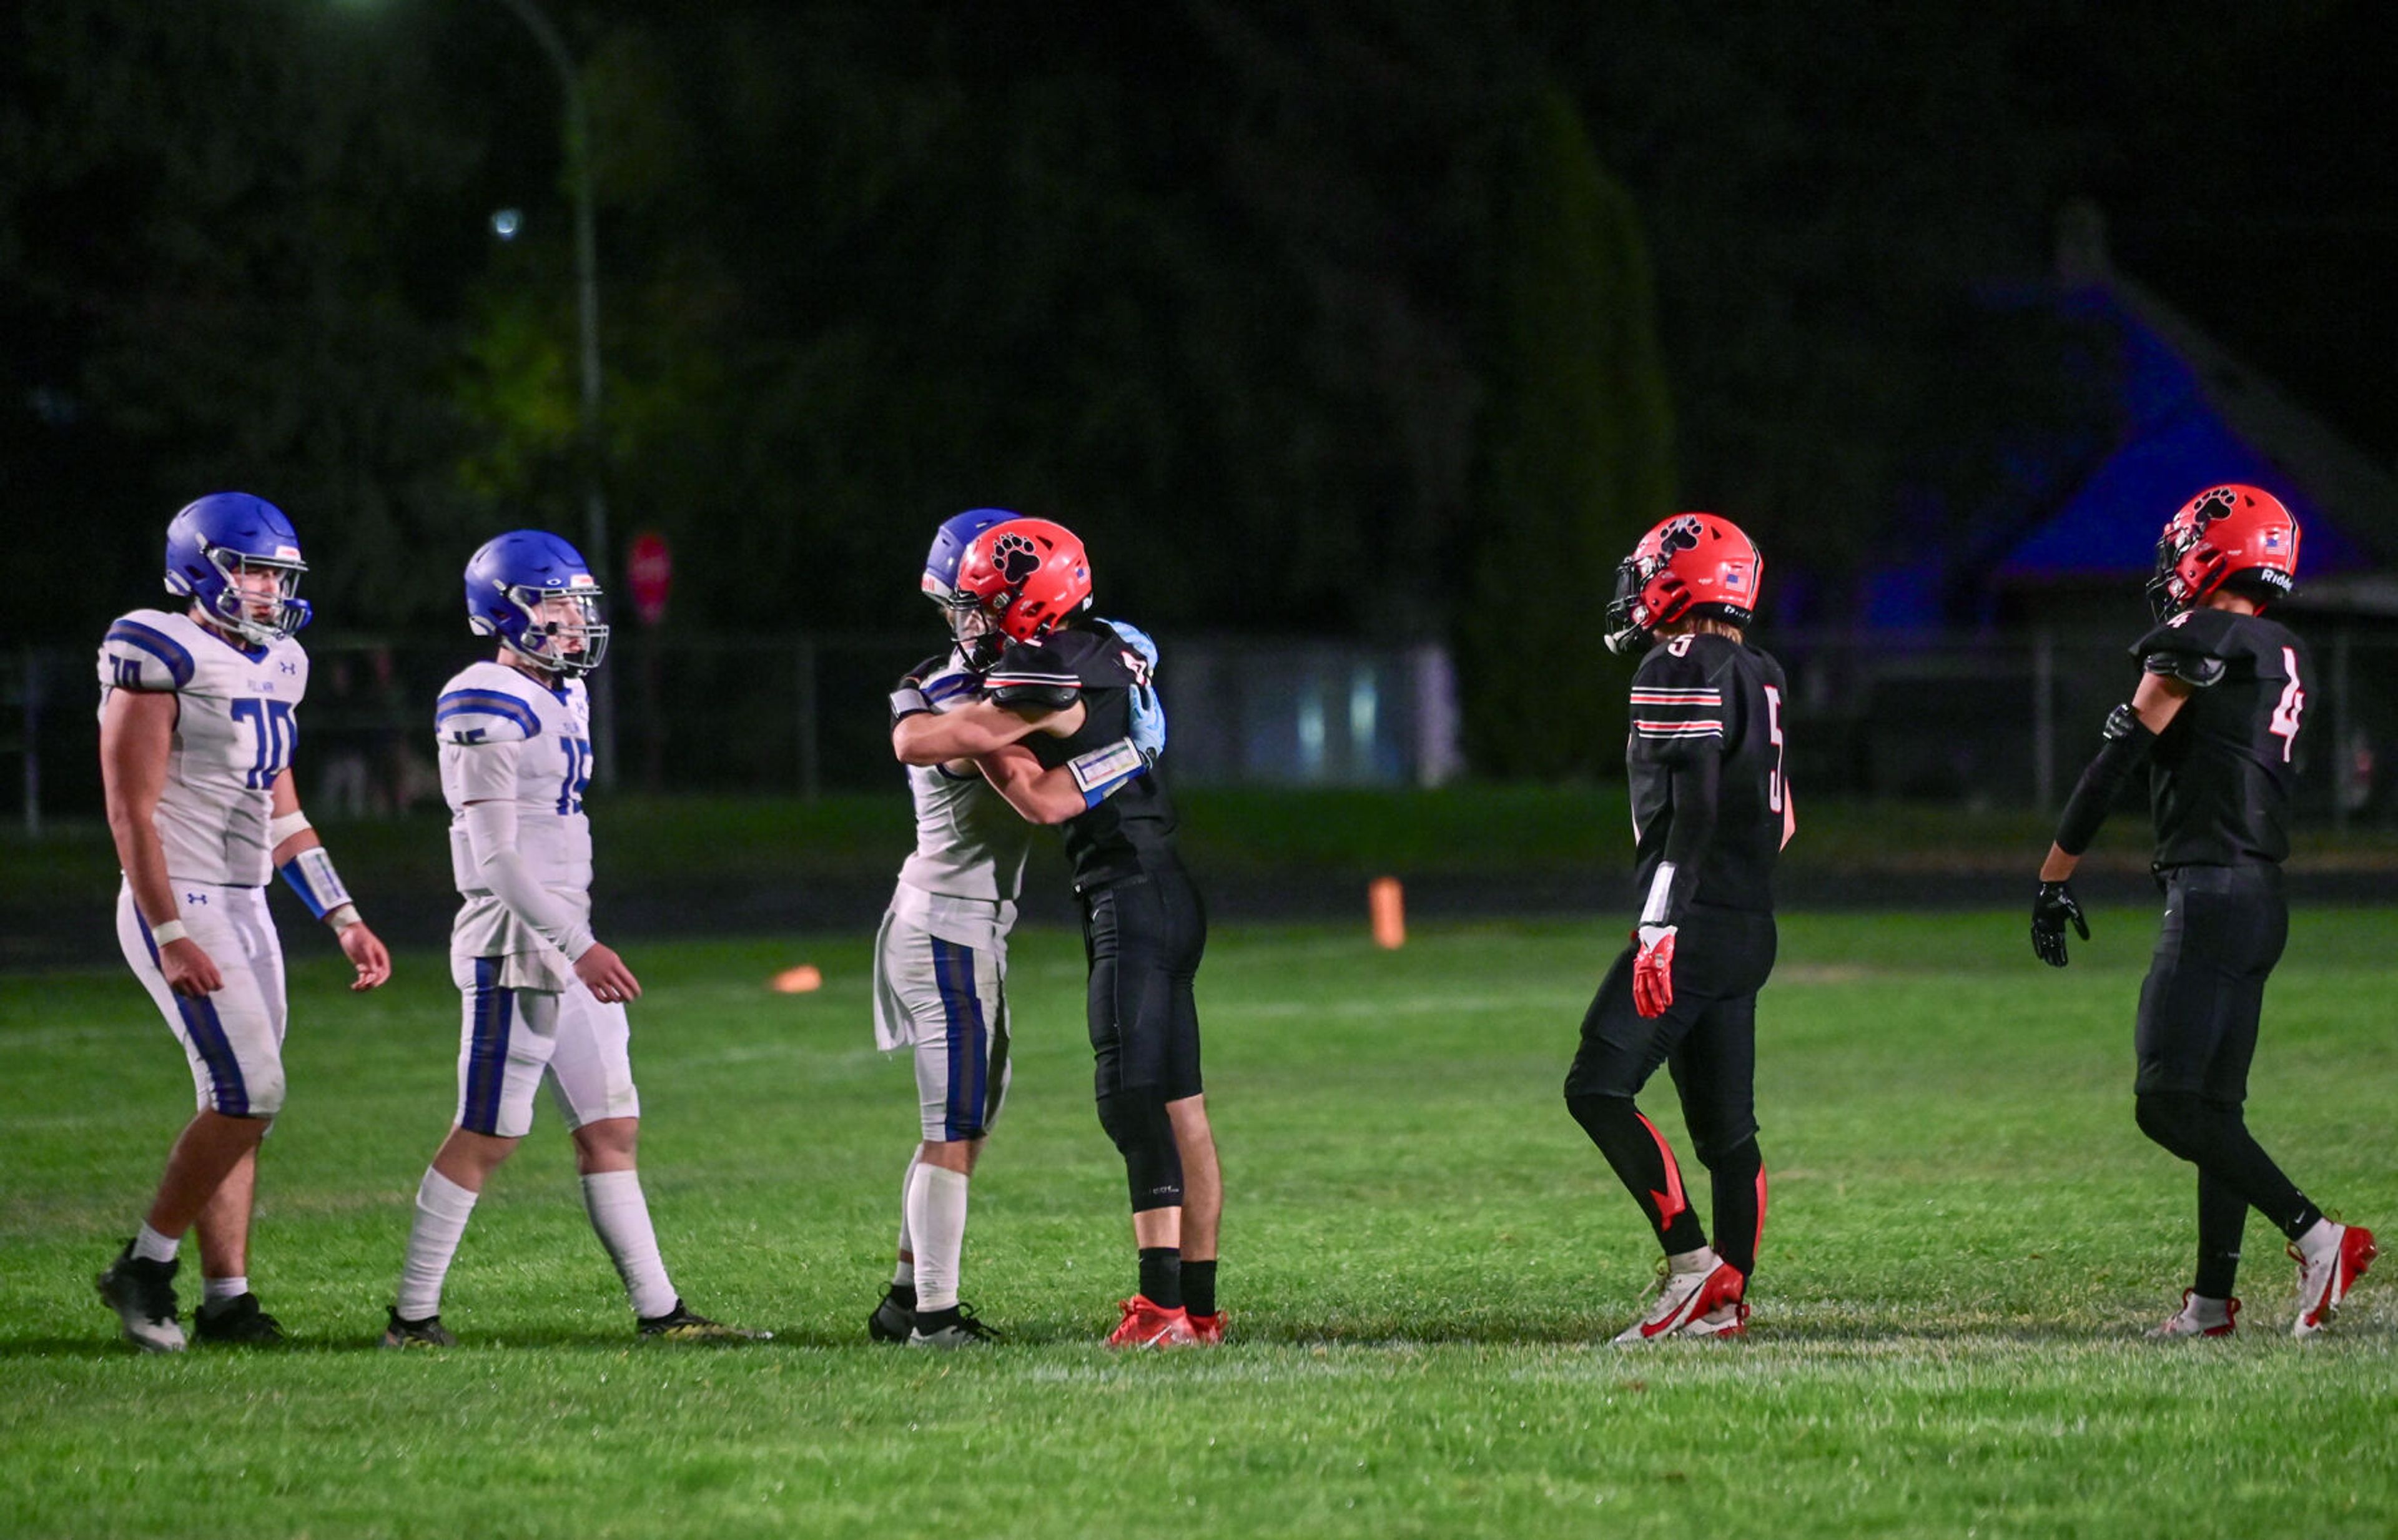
[1067,738,1149,808]
[277,845,356,922]
[149,918,189,947]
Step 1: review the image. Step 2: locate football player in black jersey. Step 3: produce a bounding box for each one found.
[890,516,1226,1348]
[2031,484,2374,1339]
[1564,513,1794,1343]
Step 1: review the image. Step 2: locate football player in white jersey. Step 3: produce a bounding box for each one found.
[381,530,763,1347]
[94,493,394,1352]
[865,510,1036,1348]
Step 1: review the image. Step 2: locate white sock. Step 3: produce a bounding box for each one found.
[204,1275,249,1305]
[893,1153,920,1288]
[133,1223,179,1264]
[905,1165,970,1313]
[581,1170,679,1320]
[1667,1245,1719,1276]
[2186,1293,2233,1325]
[395,1168,479,1320]
[2297,1218,2341,1261]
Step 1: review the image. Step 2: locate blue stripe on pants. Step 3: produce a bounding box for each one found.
[929,938,987,1141]
[136,907,249,1115]
[461,959,515,1134]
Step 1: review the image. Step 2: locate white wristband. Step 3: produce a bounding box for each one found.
[324,902,362,933]
[267,811,312,846]
[149,919,189,947]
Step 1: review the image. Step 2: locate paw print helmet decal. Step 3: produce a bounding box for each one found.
[954,517,1094,645]
[1604,513,1764,655]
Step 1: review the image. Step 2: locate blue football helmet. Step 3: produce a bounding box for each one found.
[922,508,1018,664]
[164,493,311,646]
[464,530,611,676]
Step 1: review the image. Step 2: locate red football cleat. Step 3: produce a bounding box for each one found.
[2292,1223,2376,1339]
[1185,1310,1226,1346]
[1107,1295,1197,1349]
[2145,1290,2238,1339]
[1614,1258,1744,1344]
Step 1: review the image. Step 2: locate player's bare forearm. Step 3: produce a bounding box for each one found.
[892,696,1080,764]
[99,688,179,925]
[2038,843,2078,883]
[974,743,1084,825]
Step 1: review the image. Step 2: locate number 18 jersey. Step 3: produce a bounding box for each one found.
[435,659,595,975]
[1624,632,1790,916]
[97,607,310,886]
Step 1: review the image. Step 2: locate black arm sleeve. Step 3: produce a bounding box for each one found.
[1646,749,1720,926]
[2051,704,2156,856]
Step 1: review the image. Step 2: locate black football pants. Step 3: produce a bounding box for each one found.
[1565,906,1775,1276]
[2133,863,2319,1295]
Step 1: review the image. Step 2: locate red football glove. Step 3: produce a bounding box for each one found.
[1631,924,1677,1019]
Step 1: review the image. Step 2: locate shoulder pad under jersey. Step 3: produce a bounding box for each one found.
[2136,607,2243,687]
[435,669,545,746]
[983,636,1084,709]
[99,610,199,692]
[1628,636,1725,748]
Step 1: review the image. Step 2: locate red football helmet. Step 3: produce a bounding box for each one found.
[1604,513,1764,654]
[2148,483,2300,621]
[953,517,1093,648]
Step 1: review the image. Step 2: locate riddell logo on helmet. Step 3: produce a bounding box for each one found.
[993,533,1042,585]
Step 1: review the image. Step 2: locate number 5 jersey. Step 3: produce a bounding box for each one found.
[98,608,308,886]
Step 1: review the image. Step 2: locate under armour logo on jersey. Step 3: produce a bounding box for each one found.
[185,892,207,906]
[992,531,1042,585]
[279,660,298,675]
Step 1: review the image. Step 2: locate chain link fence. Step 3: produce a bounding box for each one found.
[7,626,2395,829]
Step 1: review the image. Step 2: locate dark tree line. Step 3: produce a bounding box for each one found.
[4,1,2385,774]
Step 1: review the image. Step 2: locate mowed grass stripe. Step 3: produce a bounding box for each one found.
[2,909,2392,1538]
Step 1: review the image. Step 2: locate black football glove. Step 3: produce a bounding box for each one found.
[2030,880,2089,968]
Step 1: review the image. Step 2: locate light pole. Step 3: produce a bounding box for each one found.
[488,0,616,783]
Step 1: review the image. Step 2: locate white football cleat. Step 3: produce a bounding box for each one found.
[1613,1257,1744,1345]
[2291,1223,2376,1340]
[2144,1290,2238,1339]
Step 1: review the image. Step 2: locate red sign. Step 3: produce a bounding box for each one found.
[626,531,672,628]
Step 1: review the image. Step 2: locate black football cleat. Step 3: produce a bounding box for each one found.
[867,1285,915,1344]
[907,1301,1002,1349]
[192,1291,287,1346]
[380,1306,457,1349]
[637,1298,772,1343]
[96,1241,185,1353]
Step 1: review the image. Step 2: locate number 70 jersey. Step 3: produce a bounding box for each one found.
[98,607,308,886]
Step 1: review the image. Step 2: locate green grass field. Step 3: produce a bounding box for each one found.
[4,908,2395,1538]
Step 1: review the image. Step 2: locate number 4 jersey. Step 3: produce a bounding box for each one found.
[435,659,595,984]
[98,607,308,886]
[2135,606,2309,867]
[1626,632,1792,916]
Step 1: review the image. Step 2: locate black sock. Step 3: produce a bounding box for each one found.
[888,1281,917,1308]
[1138,1246,1183,1310]
[914,1303,958,1331]
[1183,1260,1217,1318]
[2136,1093,2320,1241]
[1566,1093,1709,1255]
[1707,1139,1765,1278]
[2194,1170,2246,1300]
